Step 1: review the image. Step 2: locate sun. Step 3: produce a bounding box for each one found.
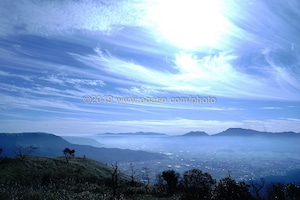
[151,0,228,50]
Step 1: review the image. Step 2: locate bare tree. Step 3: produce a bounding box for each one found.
[111,161,119,196]
[14,145,38,161]
[141,166,150,191]
[129,162,138,186]
[156,172,164,185]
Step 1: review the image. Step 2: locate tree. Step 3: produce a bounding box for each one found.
[155,172,166,194]
[181,169,216,200]
[212,177,253,200]
[266,182,285,200]
[161,170,180,195]
[63,148,75,163]
[285,183,300,200]
[0,148,2,155]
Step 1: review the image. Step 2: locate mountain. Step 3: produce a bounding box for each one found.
[0,132,166,163]
[214,128,264,136]
[181,131,209,137]
[273,131,300,137]
[214,128,300,137]
[99,131,166,136]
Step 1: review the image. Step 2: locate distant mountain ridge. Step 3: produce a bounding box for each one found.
[96,128,300,137]
[213,128,300,137]
[0,132,166,163]
[178,128,299,137]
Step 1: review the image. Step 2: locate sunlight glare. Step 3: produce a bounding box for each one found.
[152,0,228,49]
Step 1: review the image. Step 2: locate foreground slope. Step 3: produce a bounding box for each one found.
[0,156,127,185]
[0,156,131,199]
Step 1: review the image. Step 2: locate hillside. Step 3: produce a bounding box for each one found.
[0,156,131,199]
[0,132,166,163]
[0,156,181,200]
[0,156,126,185]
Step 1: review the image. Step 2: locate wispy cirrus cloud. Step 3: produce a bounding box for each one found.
[73,48,300,100]
[1,0,300,52]
[72,47,176,86]
[40,75,106,87]
[0,0,154,36]
[0,70,33,81]
[260,107,283,110]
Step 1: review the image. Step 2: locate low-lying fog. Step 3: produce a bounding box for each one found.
[92,135,300,183]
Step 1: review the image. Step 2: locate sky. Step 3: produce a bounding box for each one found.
[0,0,300,135]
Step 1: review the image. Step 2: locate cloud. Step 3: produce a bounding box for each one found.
[73,47,176,87]
[173,51,300,100]
[1,0,300,52]
[0,70,32,81]
[260,107,283,110]
[222,0,300,48]
[0,91,127,120]
[41,75,106,87]
[74,48,300,100]
[0,0,154,36]
[119,86,162,96]
[242,118,300,133]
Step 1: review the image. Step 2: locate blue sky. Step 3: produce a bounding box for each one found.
[0,0,300,135]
